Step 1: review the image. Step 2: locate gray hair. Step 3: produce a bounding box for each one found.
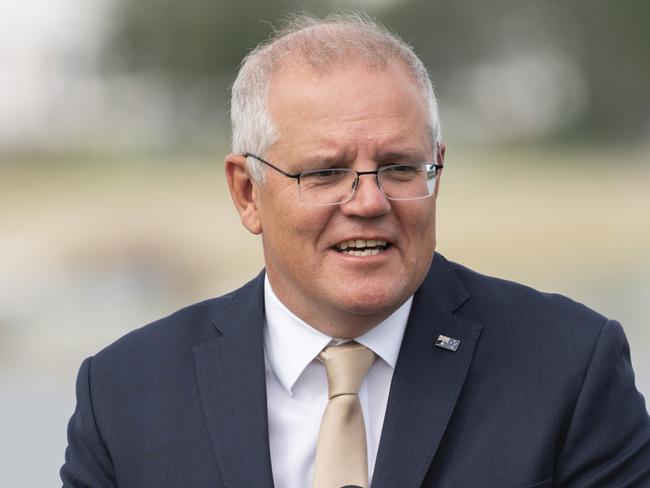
[230,12,441,183]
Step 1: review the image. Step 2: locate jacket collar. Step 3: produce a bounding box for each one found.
[192,253,480,487]
[193,272,275,488]
[371,253,483,488]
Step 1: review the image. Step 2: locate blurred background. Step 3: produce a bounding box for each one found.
[1,0,648,485]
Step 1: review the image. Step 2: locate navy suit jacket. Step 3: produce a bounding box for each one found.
[61,253,650,487]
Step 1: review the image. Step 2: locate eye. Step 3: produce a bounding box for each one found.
[391,165,420,173]
[300,168,350,188]
[311,169,340,178]
[381,164,422,180]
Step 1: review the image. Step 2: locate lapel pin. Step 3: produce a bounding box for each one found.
[435,335,460,352]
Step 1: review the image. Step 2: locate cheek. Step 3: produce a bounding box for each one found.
[291,206,337,242]
[402,207,437,267]
[400,203,436,238]
[261,204,334,257]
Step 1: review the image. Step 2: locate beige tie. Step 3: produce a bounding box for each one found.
[313,342,376,488]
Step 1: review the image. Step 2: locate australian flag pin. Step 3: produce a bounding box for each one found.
[435,335,460,352]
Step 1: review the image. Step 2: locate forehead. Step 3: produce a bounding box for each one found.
[266,59,433,159]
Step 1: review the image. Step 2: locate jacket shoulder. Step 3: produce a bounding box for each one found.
[446,259,609,338]
[92,272,262,366]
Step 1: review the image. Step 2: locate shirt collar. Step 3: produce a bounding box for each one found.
[263,275,412,396]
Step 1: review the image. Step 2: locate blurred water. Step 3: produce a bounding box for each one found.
[1,375,75,486]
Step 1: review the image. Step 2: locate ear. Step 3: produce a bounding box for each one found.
[225,153,262,235]
[433,142,446,197]
[437,142,446,164]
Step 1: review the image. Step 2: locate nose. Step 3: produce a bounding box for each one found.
[340,173,390,218]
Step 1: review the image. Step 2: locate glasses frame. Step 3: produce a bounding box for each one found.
[244,152,444,207]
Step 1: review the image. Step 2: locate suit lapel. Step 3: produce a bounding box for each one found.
[191,255,479,487]
[193,273,275,488]
[372,255,483,488]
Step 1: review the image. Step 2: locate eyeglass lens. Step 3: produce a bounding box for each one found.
[298,163,438,205]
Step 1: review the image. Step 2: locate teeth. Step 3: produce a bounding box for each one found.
[338,246,386,256]
[336,239,387,250]
[352,249,381,256]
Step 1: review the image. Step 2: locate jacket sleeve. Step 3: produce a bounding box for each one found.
[60,356,117,488]
[556,319,650,486]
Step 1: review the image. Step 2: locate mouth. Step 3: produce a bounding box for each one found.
[333,238,392,256]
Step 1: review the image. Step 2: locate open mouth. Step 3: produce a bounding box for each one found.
[333,239,391,256]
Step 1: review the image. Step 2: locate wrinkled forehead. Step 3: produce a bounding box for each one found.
[267,55,421,104]
[264,58,435,161]
[266,56,434,145]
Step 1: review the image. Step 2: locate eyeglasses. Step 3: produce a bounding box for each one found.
[244,153,443,207]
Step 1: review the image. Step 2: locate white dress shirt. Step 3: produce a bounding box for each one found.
[263,275,412,488]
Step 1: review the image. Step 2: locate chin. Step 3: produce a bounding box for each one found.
[337,286,406,317]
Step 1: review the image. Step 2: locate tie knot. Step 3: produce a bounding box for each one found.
[318,342,376,399]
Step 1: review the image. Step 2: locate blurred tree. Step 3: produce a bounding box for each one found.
[103,0,650,141]
[561,0,650,137]
[103,0,344,149]
[379,0,650,139]
[105,0,334,80]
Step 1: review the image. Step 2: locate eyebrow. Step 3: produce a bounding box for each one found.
[288,146,431,170]
[291,150,354,168]
[375,149,429,163]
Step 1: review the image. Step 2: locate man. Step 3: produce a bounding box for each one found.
[61,14,650,488]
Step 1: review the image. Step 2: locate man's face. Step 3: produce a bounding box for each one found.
[229,60,442,337]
